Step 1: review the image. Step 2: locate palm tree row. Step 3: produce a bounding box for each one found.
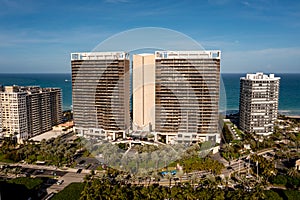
[80,174,273,200]
[0,135,81,166]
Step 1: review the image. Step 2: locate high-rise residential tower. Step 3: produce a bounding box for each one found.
[71,52,130,140]
[133,51,221,144]
[239,72,280,136]
[0,86,62,142]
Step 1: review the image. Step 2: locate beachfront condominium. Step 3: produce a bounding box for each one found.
[0,86,62,143]
[239,72,280,136]
[71,52,130,140]
[133,51,221,144]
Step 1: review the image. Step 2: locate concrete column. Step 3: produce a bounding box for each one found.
[106,131,110,140]
[113,132,116,141]
[166,135,169,144]
[154,133,158,141]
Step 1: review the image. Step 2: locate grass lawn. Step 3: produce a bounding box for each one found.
[0,154,14,163]
[272,189,300,200]
[282,190,300,200]
[8,177,43,190]
[52,182,85,200]
[0,177,44,199]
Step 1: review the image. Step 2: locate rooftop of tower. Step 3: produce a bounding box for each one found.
[241,72,281,81]
[155,50,221,59]
[71,52,129,61]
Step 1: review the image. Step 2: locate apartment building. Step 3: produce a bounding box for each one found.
[0,86,62,142]
[71,52,130,140]
[239,72,280,136]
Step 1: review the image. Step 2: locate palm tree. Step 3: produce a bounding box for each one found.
[115,173,124,185]
[249,182,265,200]
[190,173,198,188]
[170,185,182,199]
[176,170,184,183]
[84,174,92,182]
[182,184,196,200]
[3,168,9,181]
[165,172,173,188]
[222,143,234,163]
[287,167,299,178]
[151,172,160,184]
[80,182,93,200]
[295,133,300,152]
[130,174,137,185]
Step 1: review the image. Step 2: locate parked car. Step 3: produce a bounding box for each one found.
[57,180,64,185]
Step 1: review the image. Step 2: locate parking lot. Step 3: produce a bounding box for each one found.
[75,157,101,170]
[20,167,67,177]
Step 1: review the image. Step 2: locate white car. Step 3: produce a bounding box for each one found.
[57,180,64,185]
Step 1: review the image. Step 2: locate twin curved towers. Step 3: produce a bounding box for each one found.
[71,50,221,144]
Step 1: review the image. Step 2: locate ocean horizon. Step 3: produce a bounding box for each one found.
[0,73,299,116]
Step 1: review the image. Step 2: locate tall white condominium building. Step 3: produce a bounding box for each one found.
[133,51,221,144]
[0,86,62,143]
[239,72,280,136]
[71,52,130,140]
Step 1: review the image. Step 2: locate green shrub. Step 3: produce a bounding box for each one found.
[283,190,300,200]
[264,190,283,200]
[271,175,287,186]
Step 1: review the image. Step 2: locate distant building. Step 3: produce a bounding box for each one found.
[0,86,62,142]
[71,52,130,140]
[239,72,280,136]
[133,51,221,144]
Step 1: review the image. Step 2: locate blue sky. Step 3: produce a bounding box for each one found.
[0,0,300,73]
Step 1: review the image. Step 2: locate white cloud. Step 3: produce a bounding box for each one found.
[0,27,114,48]
[242,1,250,7]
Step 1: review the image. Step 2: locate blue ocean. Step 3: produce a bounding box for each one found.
[0,74,72,111]
[0,73,299,116]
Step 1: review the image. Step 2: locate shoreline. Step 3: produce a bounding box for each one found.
[285,115,300,119]
[221,109,300,117]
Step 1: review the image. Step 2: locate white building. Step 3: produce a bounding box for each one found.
[239,72,280,136]
[0,86,28,141]
[0,86,62,143]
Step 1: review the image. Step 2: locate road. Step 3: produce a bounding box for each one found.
[4,162,91,174]
[46,172,86,194]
